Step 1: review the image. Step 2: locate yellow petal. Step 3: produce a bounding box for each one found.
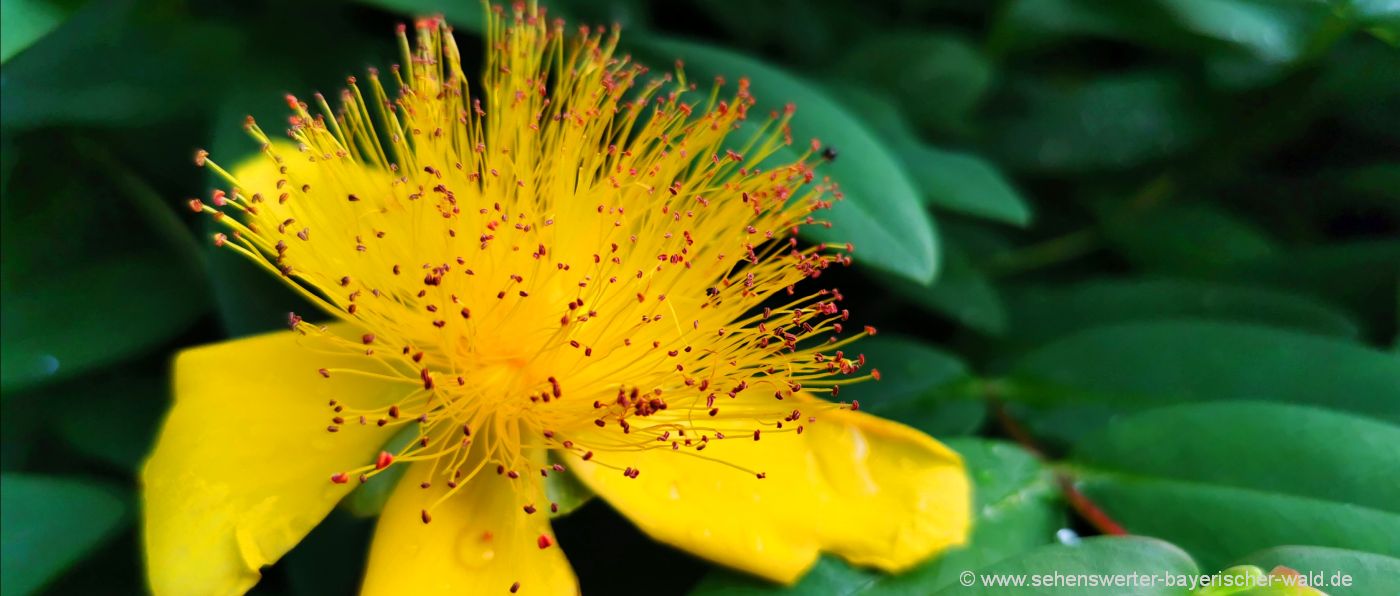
[362,458,577,595]
[142,326,403,595]
[565,404,971,584]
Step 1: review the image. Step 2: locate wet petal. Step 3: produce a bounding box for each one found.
[565,405,970,583]
[143,326,402,595]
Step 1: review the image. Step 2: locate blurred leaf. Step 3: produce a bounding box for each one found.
[0,397,43,470]
[0,0,239,129]
[1100,202,1275,275]
[0,474,128,596]
[352,0,487,33]
[933,536,1199,595]
[690,439,1062,594]
[832,33,993,135]
[828,88,1031,227]
[839,334,983,437]
[1,252,206,394]
[1222,240,1400,339]
[1237,546,1400,596]
[1004,278,1360,347]
[987,73,1207,173]
[996,0,1327,63]
[632,36,940,284]
[1071,401,1400,570]
[342,427,417,517]
[284,511,373,596]
[545,457,595,518]
[0,0,80,63]
[882,240,1007,334]
[52,372,167,471]
[1004,320,1400,445]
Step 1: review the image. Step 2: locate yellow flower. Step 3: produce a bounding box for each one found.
[143,4,970,594]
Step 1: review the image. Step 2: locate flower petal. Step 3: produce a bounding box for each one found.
[143,326,403,595]
[362,458,577,595]
[565,405,971,583]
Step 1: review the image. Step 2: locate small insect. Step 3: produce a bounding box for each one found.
[821,145,838,161]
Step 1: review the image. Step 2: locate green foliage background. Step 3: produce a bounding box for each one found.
[1,0,1398,594]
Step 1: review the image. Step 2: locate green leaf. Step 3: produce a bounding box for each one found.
[838,335,983,437]
[1236,546,1400,596]
[690,439,1062,595]
[832,33,993,135]
[1222,240,1400,340]
[545,456,595,518]
[0,0,79,63]
[342,427,418,517]
[0,0,239,129]
[881,240,1006,334]
[51,372,167,471]
[1100,203,1275,275]
[996,0,1323,64]
[0,474,128,596]
[1071,402,1400,571]
[1,253,206,394]
[826,88,1032,227]
[1003,278,1360,347]
[1004,320,1400,445]
[352,0,487,33]
[932,536,1199,595]
[987,73,1207,173]
[631,36,939,284]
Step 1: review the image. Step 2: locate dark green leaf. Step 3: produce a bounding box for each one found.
[0,0,78,63]
[932,536,1198,595]
[881,241,1006,334]
[0,474,128,596]
[351,0,487,33]
[1221,240,1400,340]
[52,372,168,471]
[838,335,983,437]
[826,88,1031,227]
[0,0,239,129]
[1004,278,1360,347]
[690,439,1061,595]
[1,253,206,394]
[832,33,993,135]
[545,457,595,518]
[1005,320,1400,445]
[996,0,1323,64]
[987,73,1207,173]
[1100,203,1275,275]
[632,36,940,283]
[1071,401,1400,570]
[1236,546,1400,596]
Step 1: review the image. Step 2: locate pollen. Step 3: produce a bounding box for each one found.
[191,1,878,555]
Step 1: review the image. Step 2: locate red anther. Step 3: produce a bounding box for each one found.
[537,534,553,549]
[582,451,594,460]
[421,368,434,390]
[851,400,861,411]
[362,333,375,344]
[865,325,878,335]
[389,405,400,419]
[510,582,521,593]
[194,149,209,166]
[552,464,565,472]
[421,509,432,524]
[213,233,227,247]
[871,369,882,381]
[549,377,562,398]
[375,451,394,470]
[756,472,767,479]
[318,368,330,378]
[507,470,520,479]
[594,419,605,427]
[188,199,205,212]
[330,473,349,484]
[523,504,537,514]
[461,307,471,319]
[550,503,559,513]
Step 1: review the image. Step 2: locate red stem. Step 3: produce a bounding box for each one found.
[992,401,1127,536]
